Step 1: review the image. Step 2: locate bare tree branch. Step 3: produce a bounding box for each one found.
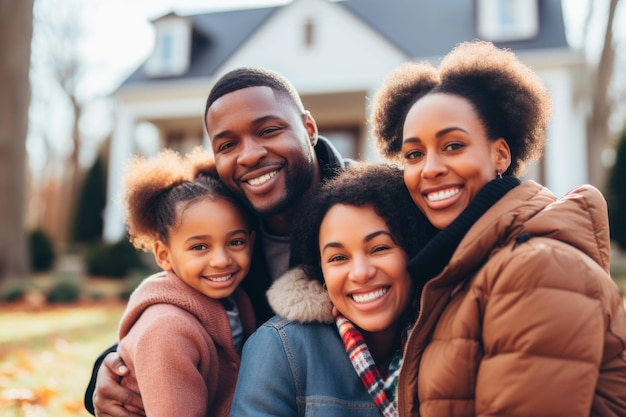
[586,0,621,190]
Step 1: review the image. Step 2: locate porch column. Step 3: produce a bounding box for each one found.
[103,106,136,242]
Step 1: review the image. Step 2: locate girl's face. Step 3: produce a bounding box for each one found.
[154,197,254,300]
[401,93,511,230]
[319,204,412,334]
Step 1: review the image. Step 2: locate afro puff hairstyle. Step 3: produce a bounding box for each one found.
[370,40,552,177]
[123,147,254,252]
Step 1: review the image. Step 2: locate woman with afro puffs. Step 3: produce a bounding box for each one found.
[370,40,626,417]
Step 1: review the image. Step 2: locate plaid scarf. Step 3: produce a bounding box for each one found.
[334,312,411,417]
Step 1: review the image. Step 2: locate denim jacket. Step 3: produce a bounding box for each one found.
[230,269,382,416]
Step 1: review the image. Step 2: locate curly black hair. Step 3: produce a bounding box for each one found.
[370,40,552,177]
[289,162,438,283]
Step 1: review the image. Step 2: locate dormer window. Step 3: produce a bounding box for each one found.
[144,14,192,77]
[477,0,538,42]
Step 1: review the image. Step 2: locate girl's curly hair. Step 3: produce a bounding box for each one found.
[123,147,249,251]
[370,40,552,177]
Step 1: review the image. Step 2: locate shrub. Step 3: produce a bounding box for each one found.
[1,284,26,303]
[87,291,106,301]
[85,238,144,278]
[46,280,81,303]
[29,229,55,272]
[607,129,626,250]
[72,155,107,244]
[118,286,135,301]
[119,275,145,301]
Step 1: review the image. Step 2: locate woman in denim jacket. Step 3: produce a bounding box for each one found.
[230,163,436,417]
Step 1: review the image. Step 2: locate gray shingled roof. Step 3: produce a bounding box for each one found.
[338,0,569,57]
[121,6,279,85]
[120,0,569,87]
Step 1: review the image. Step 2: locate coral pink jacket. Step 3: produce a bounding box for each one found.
[118,271,256,417]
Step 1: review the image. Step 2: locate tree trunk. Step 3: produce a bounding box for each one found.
[586,0,620,191]
[0,0,34,284]
[55,96,83,251]
[68,96,84,246]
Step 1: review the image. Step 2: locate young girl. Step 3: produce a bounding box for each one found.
[117,148,256,417]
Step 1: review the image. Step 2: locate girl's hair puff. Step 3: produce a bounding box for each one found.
[186,146,219,179]
[123,147,248,252]
[371,40,552,176]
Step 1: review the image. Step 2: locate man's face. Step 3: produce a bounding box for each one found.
[206,86,319,218]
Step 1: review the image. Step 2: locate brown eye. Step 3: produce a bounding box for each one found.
[328,254,347,263]
[217,141,236,152]
[404,149,423,160]
[229,238,246,247]
[443,142,464,151]
[372,245,390,253]
[260,126,281,136]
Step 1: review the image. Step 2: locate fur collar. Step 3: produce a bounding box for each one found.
[266,268,334,324]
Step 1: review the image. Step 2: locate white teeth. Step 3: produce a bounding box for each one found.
[247,170,278,186]
[427,188,460,202]
[208,274,232,283]
[351,288,388,303]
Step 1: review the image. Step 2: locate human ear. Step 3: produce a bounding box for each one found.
[493,138,512,174]
[302,110,319,146]
[153,240,172,271]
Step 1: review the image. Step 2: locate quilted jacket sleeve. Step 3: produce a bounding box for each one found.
[476,237,608,417]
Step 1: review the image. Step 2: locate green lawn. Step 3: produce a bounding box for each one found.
[0,301,125,417]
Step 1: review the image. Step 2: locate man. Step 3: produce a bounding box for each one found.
[85,67,351,417]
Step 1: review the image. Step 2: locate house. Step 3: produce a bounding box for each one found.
[103,0,587,242]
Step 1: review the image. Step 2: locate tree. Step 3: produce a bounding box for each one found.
[72,153,107,243]
[30,0,91,250]
[584,0,623,190]
[607,129,626,249]
[0,0,34,284]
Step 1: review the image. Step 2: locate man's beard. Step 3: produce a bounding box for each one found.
[243,160,315,218]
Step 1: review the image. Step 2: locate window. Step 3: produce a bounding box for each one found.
[159,32,173,70]
[144,17,192,77]
[477,0,538,42]
[320,128,360,160]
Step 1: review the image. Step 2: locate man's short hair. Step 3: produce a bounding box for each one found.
[205,67,306,122]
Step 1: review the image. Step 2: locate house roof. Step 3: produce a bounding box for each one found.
[338,0,569,57]
[121,6,279,85]
[120,0,570,87]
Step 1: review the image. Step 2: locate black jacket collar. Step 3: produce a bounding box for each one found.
[408,176,521,283]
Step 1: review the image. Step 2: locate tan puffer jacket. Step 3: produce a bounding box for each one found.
[397,181,626,417]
